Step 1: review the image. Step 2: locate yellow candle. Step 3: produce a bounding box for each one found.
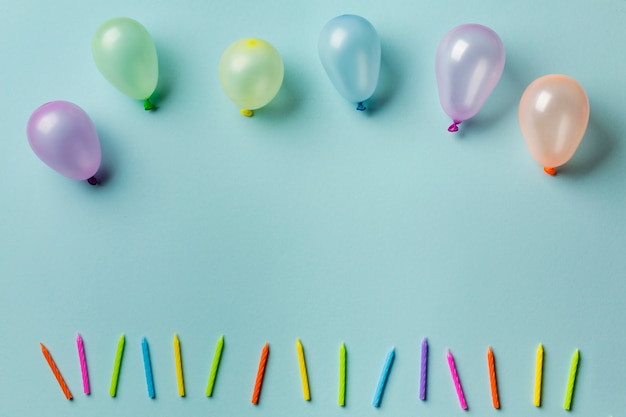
[174,333,185,397]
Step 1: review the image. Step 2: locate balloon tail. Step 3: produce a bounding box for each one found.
[544,167,557,176]
[87,176,98,186]
[448,120,461,132]
[356,102,366,111]
[144,98,156,111]
[241,109,254,117]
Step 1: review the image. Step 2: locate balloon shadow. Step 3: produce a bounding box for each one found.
[558,115,616,176]
[458,61,526,137]
[91,124,119,186]
[254,65,300,118]
[365,38,403,116]
[149,39,177,109]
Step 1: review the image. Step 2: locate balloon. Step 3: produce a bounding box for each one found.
[27,101,101,184]
[92,17,159,110]
[219,38,284,117]
[519,74,589,175]
[318,14,381,111]
[435,24,505,132]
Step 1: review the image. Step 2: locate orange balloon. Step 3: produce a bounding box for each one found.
[519,75,589,175]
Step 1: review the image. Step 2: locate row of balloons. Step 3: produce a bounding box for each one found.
[27,15,590,184]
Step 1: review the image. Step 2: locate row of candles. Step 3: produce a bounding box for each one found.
[41,335,580,410]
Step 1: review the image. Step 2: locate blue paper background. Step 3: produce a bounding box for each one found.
[1,1,625,416]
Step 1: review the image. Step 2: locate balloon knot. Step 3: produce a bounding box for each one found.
[144,98,156,111]
[240,109,254,117]
[448,120,461,132]
[544,167,557,176]
[87,176,98,186]
[356,102,366,111]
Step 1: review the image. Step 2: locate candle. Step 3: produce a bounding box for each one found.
[564,349,580,410]
[76,333,90,395]
[338,342,346,406]
[174,333,185,397]
[372,347,395,408]
[296,339,311,401]
[40,343,73,400]
[206,335,224,397]
[487,346,500,408]
[109,334,125,397]
[420,338,428,401]
[142,338,155,398]
[251,343,269,405]
[447,349,468,410]
[534,344,544,407]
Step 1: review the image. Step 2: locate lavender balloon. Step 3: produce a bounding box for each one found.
[435,24,505,132]
[27,101,101,184]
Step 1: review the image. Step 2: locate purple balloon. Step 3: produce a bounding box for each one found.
[27,101,101,182]
[435,24,505,132]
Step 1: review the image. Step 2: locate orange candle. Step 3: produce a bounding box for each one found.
[487,347,500,409]
[41,343,73,400]
[251,343,269,405]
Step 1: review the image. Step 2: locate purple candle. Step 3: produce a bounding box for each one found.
[420,338,428,400]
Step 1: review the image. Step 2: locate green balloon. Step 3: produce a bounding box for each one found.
[219,39,284,116]
[92,17,158,105]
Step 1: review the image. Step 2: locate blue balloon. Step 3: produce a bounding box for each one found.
[318,15,381,111]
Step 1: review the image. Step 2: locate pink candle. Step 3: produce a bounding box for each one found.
[447,349,467,410]
[76,333,90,395]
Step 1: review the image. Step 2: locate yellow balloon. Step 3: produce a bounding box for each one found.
[219,39,284,116]
[519,75,589,175]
